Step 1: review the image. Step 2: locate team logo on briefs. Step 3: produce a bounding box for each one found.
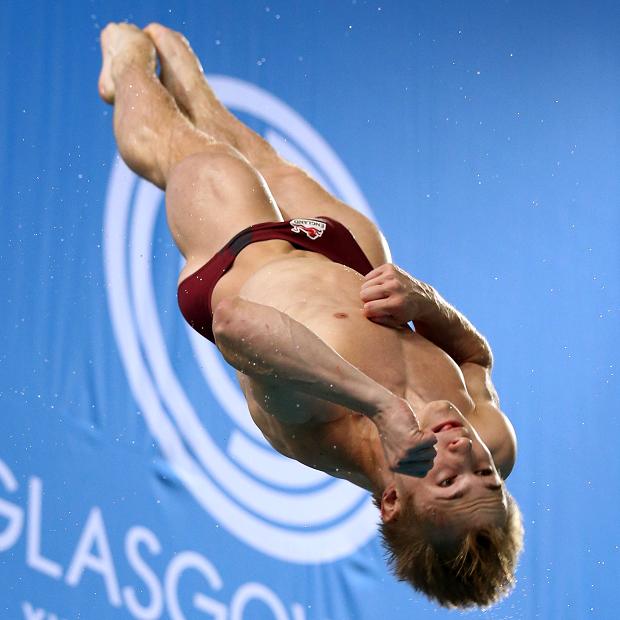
[290,218,326,240]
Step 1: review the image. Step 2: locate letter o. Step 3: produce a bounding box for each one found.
[165,551,226,620]
[230,582,289,620]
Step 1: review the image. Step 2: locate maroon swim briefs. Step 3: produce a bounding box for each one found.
[177,216,374,343]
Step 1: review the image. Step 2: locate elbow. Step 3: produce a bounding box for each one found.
[212,296,273,378]
[461,339,494,368]
[212,296,245,347]
[464,351,493,369]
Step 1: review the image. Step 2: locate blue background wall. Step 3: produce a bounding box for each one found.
[1,1,619,618]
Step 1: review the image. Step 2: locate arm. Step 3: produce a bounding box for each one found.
[212,296,437,477]
[460,362,517,478]
[359,264,516,476]
[360,263,493,366]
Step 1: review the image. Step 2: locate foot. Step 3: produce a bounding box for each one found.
[98,22,155,104]
[144,23,280,168]
[144,23,211,120]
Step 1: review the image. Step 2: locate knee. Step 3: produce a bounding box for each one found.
[167,144,254,195]
[261,161,305,189]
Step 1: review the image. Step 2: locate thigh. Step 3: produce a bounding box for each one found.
[262,163,391,268]
[166,144,284,280]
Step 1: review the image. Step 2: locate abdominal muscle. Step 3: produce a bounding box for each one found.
[211,245,474,479]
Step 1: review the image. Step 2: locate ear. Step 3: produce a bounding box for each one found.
[380,484,401,523]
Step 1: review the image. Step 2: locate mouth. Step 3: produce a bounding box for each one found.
[432,420,464,433]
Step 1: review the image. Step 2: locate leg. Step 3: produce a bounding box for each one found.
[98,23,215,189]
[144,24,391,267]
[99,24,284,271]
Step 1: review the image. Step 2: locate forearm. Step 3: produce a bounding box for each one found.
[414,287,493,367]
[212,297,398,418]
[361,263,494,367]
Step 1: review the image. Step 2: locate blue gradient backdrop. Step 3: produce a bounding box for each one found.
[1,1,619,619]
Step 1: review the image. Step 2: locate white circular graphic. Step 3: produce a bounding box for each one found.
[103,76,378,563]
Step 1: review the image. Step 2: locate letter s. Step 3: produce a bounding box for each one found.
[123,526,164,620]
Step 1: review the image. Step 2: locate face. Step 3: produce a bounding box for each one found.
[383,401,507,540]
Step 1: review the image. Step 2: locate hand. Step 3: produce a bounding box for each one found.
[374,398,437,477]
[360,263,436,328]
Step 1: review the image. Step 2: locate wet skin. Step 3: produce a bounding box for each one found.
[212,247,507,499]
[96,22,514,524]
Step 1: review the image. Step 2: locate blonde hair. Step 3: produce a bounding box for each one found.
[376,492,524,609]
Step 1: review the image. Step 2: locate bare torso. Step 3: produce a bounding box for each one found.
[102,21,513,492]
[210,243,480,490]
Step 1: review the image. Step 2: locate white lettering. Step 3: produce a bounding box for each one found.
[26,477,62,579]
[165,551,226,620]
[65,506,122,607]
[2,463,306,620]
[20,602,66,620]
[229,583,289,620]
[21,602,45,620]
[122,526,164,620]
[0,459,24,551]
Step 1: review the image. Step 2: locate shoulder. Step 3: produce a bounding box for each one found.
[460,362,517,479]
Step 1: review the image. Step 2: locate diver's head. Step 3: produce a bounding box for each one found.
[376,400,524,608]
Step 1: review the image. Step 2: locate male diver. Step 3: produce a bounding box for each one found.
[99,22,523,608]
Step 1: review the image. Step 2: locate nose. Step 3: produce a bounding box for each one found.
[447,437,473,453]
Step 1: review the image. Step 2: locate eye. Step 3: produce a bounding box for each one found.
[439,477,456,487]
[475,468,493,476]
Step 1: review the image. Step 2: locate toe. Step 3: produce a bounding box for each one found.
[144,22,165,37]
[144,22,176,45]
[145,23,187,48]
[100,22,117,44]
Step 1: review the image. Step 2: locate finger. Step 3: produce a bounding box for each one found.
[362,276,403,297]
[419,432,438,447]
[401,469,433,479]
[363,300,406,327]
[394,463,433,477]
[398,450,436,466]
[364,297,405,316]
[364,264,391,281]
[408,441,437,455]
[363,299,392,316]
[360,276,384,291]
[399,457,434,472]
[407,446,437,460]
[392,462,433,477]
[360,284,389,303]
[398,447,436,463]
